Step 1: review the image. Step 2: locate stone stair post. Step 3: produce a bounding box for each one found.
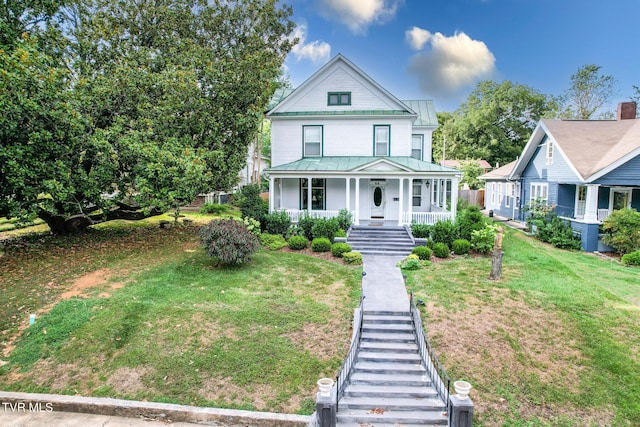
[315,386,337,427]
[449,395,474,427]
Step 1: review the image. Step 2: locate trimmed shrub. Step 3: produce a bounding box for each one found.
[471,225,498,254]
[239,217,261,235]
[331,242,352,258]
[410,222,431,239]
[601,208,640,255]
[311,237,332,252]
[622,250,640,266]
[259,233,287,251]
[238,184,268,227]
[264,210,291,237]
[431,219,457,248]
[432,242,450,258]
[335,229,347,238]
[200,219,259,265]
[343,251,363,265]
[412,245,432,260]
[456,206,486,241]
[336,209,353,231]
[398,256,422,270]
[312,217,339,242]
[298,213,316,241]
[199,203,229,215]
[288,235,308,250]
[452,239,471,255]
[535,215,582,251]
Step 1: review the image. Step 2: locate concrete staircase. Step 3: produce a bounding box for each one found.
[336,310,448,426]
[347,226,415,256]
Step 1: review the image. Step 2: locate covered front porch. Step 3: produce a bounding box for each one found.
[266,157,462,226]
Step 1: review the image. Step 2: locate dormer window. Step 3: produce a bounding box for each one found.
[328,92,351,106]
[546,140,554,165]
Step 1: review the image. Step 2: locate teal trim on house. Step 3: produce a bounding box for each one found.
[373,124,391,156]
[269,110,411,117]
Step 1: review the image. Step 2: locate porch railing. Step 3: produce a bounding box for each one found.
[282,209,354,223]
[402,211,453,225]
[409,292,451,405]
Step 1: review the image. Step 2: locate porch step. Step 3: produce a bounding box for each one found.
[347,226,415,256]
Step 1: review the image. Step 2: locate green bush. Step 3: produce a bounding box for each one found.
[431,219,457,248]
[410,222,431,238]
[297,213,316,241]
[535,215,582,251]
[601,208,640,255]
[411,245,432,260]
[622,250,640,266]
[336,209,353,231]
[456,206,486,241]
[432,242,450,258]
[452,239,471,255]
[311,237,332,252]
[238,184,268,228]
[335,229,347,238]
[240,217,261,236]
[343,251,363,265]
[259,233,287,250]
[199,203,229,215]
[264,210,291,237]
[199,219,259,265]
[397,254,422,270]
[331,242,352,258]
[311,217,339,242]
[471,225,498,254]
[287,235,308,250]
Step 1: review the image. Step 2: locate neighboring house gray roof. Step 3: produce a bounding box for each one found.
[401,100,438,127]
[267,156,461,174]
[441,159,492,170]
[511,118,640,182]
[478,160,517,180]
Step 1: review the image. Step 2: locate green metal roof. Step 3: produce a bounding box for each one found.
[267,156,460,173]
[401,100,438,127]
[269,110,413,117]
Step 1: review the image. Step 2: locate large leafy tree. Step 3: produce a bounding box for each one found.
[440,80,557,167]
[1,0,295,234]
[560,64,617,119]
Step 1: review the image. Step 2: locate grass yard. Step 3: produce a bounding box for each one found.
[0,217,361,414]
[406,226,640,426]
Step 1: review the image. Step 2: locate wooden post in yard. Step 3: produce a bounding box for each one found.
[489,226,504,280]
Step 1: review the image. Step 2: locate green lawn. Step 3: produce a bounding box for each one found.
[405,227,640,426]
[0,222,361,414]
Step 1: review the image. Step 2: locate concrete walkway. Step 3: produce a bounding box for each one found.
[361,254,410,312]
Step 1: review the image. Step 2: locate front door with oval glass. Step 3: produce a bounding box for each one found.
[371,185,385,218]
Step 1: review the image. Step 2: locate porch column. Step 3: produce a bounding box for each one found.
[345,177,350,213]
[278,178,283,210]
[451,176,459,220]
[398,178,404,226]
[355,178,360,225]
[307,176,312,212]
[583,184,600,223]
[408,178,414,223]
[269,176,275,212]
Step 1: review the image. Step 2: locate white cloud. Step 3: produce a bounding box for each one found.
[318,0,402,34]
[290,24,331,63]
[405,26,431,50]
[407,29,496,97]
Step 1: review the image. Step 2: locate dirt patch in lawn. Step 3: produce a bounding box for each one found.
[425,288,613,425]
[107,367,153,395]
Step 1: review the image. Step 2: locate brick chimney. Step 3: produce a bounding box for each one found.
[617,102,637,120]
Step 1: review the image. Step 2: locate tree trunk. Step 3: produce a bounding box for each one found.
[489,250,504,280]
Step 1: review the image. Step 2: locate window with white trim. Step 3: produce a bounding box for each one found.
[498,183,503,205]
[530,183,549,205]
[303,125,322,157]
[505,183,511,208]
[328,92,351,106]
[546,140,554,165]
[300,178,325,210]
[576,185,587,218]
[412,181,422,207]
[411,135,423,160]
[374,125,390,156]
[491,182,496,205]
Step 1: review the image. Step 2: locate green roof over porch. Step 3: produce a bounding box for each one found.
[267,156,460,173]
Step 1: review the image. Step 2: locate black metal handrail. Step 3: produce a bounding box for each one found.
[409,292,451,405]
[335,292,365,412]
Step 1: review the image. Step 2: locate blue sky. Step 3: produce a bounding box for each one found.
[282,0,640,113]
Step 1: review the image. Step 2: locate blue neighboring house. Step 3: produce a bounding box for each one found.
[505,101,640,252]
[478,160,518,219]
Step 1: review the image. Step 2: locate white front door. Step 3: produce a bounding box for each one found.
[370,183,385,218]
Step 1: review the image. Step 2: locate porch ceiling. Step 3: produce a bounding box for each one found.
[267,156,461,176]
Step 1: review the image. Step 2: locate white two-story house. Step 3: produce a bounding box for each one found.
[265,54,461,226]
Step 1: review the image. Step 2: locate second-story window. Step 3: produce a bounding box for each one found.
[303,125,322,157]
[411,134,423,160]
[328,92,351,106]
[374,125,390,156]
